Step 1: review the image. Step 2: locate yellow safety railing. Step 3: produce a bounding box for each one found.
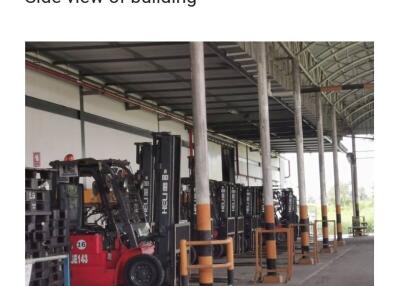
[179,238,234,286]
[289,223,319,264]
[254,227,293,283]
[315,219,337,253]
[349,216,368,236]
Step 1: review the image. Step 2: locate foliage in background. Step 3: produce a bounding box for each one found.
[308,183,374,233]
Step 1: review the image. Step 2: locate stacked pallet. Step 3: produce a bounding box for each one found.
[25,168,69,286]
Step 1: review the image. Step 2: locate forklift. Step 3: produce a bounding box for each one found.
[51,132,190,286]
[274,188,299,250]
[50,158,164,286]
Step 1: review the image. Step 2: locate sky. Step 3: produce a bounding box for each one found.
[281,136,374,203]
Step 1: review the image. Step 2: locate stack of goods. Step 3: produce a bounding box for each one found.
[25,168,69,286]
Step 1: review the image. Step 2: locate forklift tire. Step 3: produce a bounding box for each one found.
[123,254,165,286]
[190,246,198,265]
[213,244,225,258]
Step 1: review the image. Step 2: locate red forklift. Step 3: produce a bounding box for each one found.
[50,132,190,286]
[50,158,165,286]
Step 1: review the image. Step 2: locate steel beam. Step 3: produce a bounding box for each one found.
[26,42,184,52]
[343,69,374,84]
[353,114,374,130]
[105,76,245,86]
[130,84,255,93]
[321,54,374,84]
[207,42,318,132]
[53,54,218,65]
[351,109,374,127]
[81,66,229,77]
[309,42,360,72]
[346,100,374,119]
[341,91,373,113]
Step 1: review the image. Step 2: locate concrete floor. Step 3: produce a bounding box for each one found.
[191,235,374,286]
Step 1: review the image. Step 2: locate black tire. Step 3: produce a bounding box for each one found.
[123,254,165,286]
[190,246,198,265]
[213,244,225,258]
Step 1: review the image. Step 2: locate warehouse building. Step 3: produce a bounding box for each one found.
[25,42,373,286]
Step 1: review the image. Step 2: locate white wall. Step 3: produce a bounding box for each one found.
[84,122,149,173]
[235,143,263,186]
[25,69,218,180]
[84,94,158,132]
[25,107,81,168]
[25,69,285,184]
[208,142,222,181]
[26,69,79,109]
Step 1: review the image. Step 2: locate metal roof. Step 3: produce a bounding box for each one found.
[25,42,374,153]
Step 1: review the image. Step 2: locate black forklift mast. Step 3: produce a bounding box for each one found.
[135,142,154,223]
[50,159,140,249]
[149,132,190,286]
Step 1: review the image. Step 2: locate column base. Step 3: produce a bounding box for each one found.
[262,274,286,284]
[336,240,346,246]
[297,256,316,265]
[320,245,335,254]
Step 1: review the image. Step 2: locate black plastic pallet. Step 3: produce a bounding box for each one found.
[29,278,50,286]
[30,268,50,280]
[26,222,50,233]
[49,236,69,246]
[32,261,48,270]
[26,168,56,180]
[50,228,68,237]
[50,219,68,229]
[26,200,51,212]
[50,210,68,220]
[26,189,51,202]
[26,214,51,223]
[49,271,64,281]
[48,245,69,256]
[26,211,52,216]
[25,241,49,253]
[25,250,49,259]
[30,230,51,242]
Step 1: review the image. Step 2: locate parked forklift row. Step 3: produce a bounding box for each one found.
[31,132,299,286]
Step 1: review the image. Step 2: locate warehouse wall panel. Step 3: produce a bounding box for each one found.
[84,95,158,132]
[25,70,279,184]
[208,141,222,181]
[26,70,79,109]
[84,122,150,174]
[25,107,81,168]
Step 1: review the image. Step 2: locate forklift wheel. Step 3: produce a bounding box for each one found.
[124,254,165,286]
[190,246,198,265]
[213,244,225,258]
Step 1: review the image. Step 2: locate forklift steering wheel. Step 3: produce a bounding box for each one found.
[123,254,165,286]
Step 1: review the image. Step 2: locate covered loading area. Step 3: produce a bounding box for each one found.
[25,41,373,286]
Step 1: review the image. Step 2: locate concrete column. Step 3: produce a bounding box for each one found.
[256,42,278,279]
[352,134,360,217]
[316,95,330,250]
[331,109,344,242]
[351,134,361,233]
[190,42,213,286]
[349,153,356,216]
[293,58,312,262]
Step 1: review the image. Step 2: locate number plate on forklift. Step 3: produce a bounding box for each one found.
[71,254,89,264]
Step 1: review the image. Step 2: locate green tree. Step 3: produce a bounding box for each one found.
[327,183,352,206]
